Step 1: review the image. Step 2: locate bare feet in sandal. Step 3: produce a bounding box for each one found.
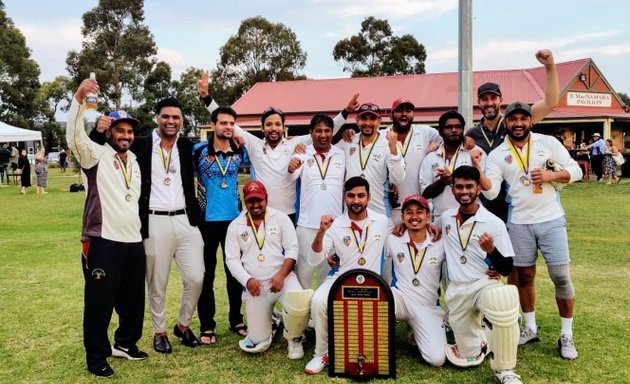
[230,323,248,337]
[199,330,217,345]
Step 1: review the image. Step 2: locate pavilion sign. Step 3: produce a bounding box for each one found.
[567,92,612,107]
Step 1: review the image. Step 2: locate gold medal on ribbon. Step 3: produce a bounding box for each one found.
[215,154,232,189]
[412,278,420,286]
[257,254,265,262]
[125,194,132,202]
[392,127,412,158]
[358,257,366,266]
[441,146,460,174]
[456,214,476,263]
[164,177,172,185]
[359,134,378,176]
[247,212,266,261]
[159,146,172,185]
[115,155,133,202]
[408,240,428,285]
[314,154,331,190]
[480,116,504,148]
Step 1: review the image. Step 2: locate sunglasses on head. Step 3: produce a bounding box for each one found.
[263,106,284,116]
[359,104,380,112]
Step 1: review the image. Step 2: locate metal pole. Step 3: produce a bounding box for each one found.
[458,0,473,131]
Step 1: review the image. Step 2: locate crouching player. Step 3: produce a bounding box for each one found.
[441,166,523,384]
[385,194,446,366]
[225,180,313,359]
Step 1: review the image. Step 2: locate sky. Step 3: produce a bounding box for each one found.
[5,0,630,99]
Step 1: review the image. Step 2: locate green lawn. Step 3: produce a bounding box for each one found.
[0,170,628,383]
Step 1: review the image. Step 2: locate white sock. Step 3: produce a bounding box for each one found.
[523,311,537,332]
[560,317,573,336]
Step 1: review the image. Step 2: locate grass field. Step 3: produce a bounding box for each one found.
[0,169,628,383]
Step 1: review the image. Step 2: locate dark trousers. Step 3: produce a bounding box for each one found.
[481,181,509,223]
[82,237,145,371]
[198,221,244,331]
[591,155,604,180]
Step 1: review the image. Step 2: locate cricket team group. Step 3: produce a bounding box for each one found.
[69,49,581,383]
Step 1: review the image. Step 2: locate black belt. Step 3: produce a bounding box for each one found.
[149,209,186,216]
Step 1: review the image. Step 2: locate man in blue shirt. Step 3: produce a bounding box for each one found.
[193,106,249,345]
[586,132,605,181]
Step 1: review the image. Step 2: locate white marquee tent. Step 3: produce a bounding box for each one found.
[0,121,42,143]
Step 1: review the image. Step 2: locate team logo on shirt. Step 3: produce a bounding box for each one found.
[113,160,119,170]
[269,226,278,235]
[91,268,106,280]
[374,234,382,242]
[207,155,215,164]
[307,159,314,167]
[471,233,480,242]
[343,235,352,246]
[334,161,342,168]
[240,231,249,241]
[429,256,438,264]
[431,162,440,171]
[415,144,423,151]
[372,154,381,162]
[349,147,356,156]
[445,224,451,235]
[397,252,405,263]
[504,154,513,165]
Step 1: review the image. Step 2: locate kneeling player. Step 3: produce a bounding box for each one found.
[385,194,446,366]
[225,180,313,359]
[441,166,522,384]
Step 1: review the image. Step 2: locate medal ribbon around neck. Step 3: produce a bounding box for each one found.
[313,153,331,182]
[390,127,412,157]
[441,146,460,174]
[480,116,504,148]
[456,215,477,253]
[115,155,132,190]
[359,134,378,172]
[159,145,172,175]
[247,212,266,251]
[408,240,428,275]
[215,154,232,180]
[507,135,531,175]
[349,223,371,254]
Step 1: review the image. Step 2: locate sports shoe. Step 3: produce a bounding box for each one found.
[88,362,115,378]
[495,370,523,384]
[518,327,540,345]
[288,337,304,359]
[304,354,328,374]
[445,343,487,367]
[111,343,149,360]
[238,335,272,354]
[558,334,578,360]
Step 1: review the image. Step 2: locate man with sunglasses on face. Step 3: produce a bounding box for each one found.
[197,71,358,224]
[90,97,205,355]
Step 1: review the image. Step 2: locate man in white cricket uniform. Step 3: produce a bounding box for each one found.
[304,177,393,375]
[225,180,312,359]
[385,194,446,366]
[441,166,523,384]
[484,102,582,360]
[197,71,357,222]
[336,102,405,217]
[420,111,489,220]
[288,114,346,290]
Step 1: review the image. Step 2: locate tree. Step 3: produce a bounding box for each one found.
[333,17,427,78]
[65,0,157,111]
[210,16,307,105]
[618,92,630,110]
[174,67,211,137]
[0,0,41,127]
[132,60,173,135]
[37,76,73,150]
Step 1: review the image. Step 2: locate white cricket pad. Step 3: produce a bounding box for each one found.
[282,289,314,340]
[480,284,520,371]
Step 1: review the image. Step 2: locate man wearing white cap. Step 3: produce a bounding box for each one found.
[586,132,605,181]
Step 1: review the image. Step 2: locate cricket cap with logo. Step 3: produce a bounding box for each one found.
[477,82,502,98]
[357,102,381,117]
[401,194,430,211]
[243,180,268,201]
[108,110,139,129]
[391,98,415,112]
[504,101,532,118]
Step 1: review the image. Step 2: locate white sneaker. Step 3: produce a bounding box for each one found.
[495,370,523,384]
[558,334,578,360]
[445,343,487,367]
[518,327,540,345]
[238,336,272,354]
[304,354,328,374]
[287,337,304,359]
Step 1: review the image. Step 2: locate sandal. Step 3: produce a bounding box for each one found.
[199,330,217,346]
[230,323,248,337]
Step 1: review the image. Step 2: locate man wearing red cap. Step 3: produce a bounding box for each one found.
[385,194,446,366]
[336,102,405,217]
[225,180,312,360]
[68,79,147,377]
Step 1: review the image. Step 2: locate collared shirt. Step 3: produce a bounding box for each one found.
[385,230,444,308]
[419,143,486,218]
[484,133,582,224]
[466,116,507,154]
[308,210,393,278]
[225,207,298,287]
[438,205,514,284]
[590,138,605,156]
[66,99,141,243]
[336,133,405,217]
[386,124,441,206]
[292,144,346,229]
[148,130,186,212]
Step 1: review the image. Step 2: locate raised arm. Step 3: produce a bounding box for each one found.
[66,79,104,169]
[530,49,559,125]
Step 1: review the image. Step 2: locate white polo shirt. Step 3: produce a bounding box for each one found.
[292,145,346,229]
[224,207,298,287]
[484,133,582,224]
[308,210,393,277]
[385,231,444,308]
[386,124,441,203]
[419,144,486,218]
[438,205,514,284]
